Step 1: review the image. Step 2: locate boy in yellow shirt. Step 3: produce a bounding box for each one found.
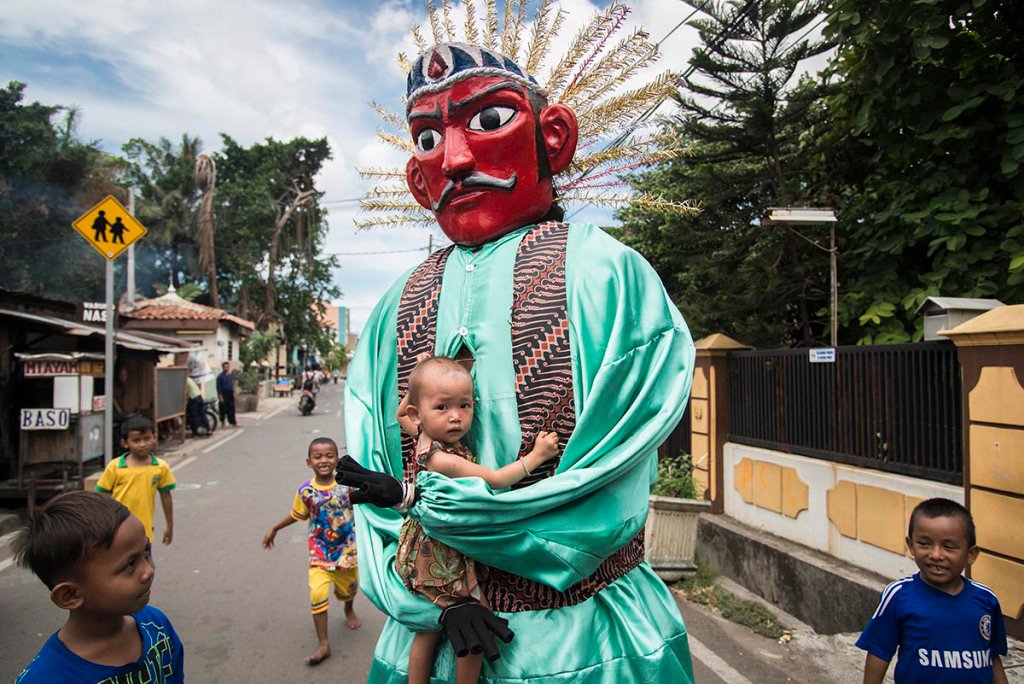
[96,415,175,544]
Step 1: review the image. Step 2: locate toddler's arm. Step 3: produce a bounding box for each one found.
[862,653,888,684]
[159,490,174,545]
[262,514,298,549]
[424,431,560,490]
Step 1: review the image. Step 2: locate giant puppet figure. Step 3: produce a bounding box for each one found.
[339,6,696,682]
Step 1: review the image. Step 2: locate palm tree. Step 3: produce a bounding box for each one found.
[194,154,218,307]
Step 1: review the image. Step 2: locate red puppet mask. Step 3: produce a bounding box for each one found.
[405,45,578,246]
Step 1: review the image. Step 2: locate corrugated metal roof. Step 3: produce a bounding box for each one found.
[915,297,1005,316]
[0,308,199,353]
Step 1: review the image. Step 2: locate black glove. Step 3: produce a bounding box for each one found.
[335,454,405,507]
[439,599,515,661]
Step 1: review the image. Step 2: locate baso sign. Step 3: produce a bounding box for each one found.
[20,408,71,430]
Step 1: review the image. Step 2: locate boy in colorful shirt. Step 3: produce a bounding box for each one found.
[857,498,1008,683]
[263,437,361,665]
[13,491,184,683]
[96,415,175,545]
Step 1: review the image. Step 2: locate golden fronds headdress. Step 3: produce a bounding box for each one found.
[357,0,697,230]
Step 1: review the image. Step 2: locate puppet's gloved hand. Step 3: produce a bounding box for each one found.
[335,455,406,508]
[439,599,515,661]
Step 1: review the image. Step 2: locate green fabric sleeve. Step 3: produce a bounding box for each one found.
[346,271,443,632]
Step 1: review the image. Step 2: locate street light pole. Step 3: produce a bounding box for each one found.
[830,221,838,348]
[765,207,839,347]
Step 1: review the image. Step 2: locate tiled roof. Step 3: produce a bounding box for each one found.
[123,292,255,330]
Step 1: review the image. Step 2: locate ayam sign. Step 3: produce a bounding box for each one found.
[20,408,71,431]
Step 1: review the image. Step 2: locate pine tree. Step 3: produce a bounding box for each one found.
[618,0,835,347]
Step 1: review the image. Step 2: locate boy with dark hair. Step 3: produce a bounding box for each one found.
[96,415,175,545]
[858,497,1008,683]
[262,437,362,665]
[12,491,184,683]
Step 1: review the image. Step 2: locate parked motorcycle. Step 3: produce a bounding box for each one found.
[298,389,316,416]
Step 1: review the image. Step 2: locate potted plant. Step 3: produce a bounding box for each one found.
[645,453,711,581]
[233,367,261,413]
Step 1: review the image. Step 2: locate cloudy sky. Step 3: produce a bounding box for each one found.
[1,0,710,332]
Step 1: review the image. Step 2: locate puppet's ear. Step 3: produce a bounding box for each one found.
[539,104,579,175]
[406,157,433,211]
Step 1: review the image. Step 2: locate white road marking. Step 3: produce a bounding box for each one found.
[0,557,14,573]
[202,428,243,454]
[262,404,290,421]
[688,635,754,684]
[335,410,341,419]
[174,455,199,471]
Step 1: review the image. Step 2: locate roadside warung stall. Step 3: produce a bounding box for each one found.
[337,2,699,682]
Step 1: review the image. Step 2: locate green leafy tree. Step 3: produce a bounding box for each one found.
[821,0,1024,343]
[0,82,124,299]
[618,1,835,348]
[213,135,340,346]
[122,135,204,296]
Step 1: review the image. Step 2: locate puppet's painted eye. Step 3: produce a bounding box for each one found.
[468,106,516,132]
[416,129,442,152]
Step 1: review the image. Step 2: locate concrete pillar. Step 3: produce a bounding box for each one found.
[941,305,1024,639]
[691,334,749,513]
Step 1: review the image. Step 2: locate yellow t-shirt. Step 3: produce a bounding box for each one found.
[95,454,176,541]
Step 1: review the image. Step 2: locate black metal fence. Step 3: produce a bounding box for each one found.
[728,342,962,484]
[659,402,691,461]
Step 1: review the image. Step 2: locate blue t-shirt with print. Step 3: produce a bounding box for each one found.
[15,605,184,683]
[856,573,1007,683]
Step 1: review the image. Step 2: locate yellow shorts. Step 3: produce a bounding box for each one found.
[309,565,359,614]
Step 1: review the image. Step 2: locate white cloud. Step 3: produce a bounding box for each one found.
[3,0,709,333]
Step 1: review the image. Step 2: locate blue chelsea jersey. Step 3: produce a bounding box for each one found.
[857,573,1008,683]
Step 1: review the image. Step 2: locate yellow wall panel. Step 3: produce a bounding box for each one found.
[857,484,906,555]
[781,467,809,519]
[970,424,1024,496]
[753,460,782,513]
[969,366,1024,427]
[973,553,1024,620]
[905,496,924,558]
[691,433,709,462]
[733,458,753,504]
[827,480,857,539]
[972,489,1024,559]
[690,399,709,434]
[691,366,709,400]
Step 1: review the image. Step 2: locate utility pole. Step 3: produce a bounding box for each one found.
[764,208,840,347]
[126,192,136,308]
[428,233,433,255]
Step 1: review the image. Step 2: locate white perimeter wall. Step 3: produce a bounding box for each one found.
[724,442,963,580]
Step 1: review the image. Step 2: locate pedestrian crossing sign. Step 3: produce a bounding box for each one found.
[71,194,148,260]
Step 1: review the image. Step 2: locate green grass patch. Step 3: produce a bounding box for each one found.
[673,559,786,640]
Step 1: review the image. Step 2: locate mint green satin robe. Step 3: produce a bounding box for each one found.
[345,223,696,683]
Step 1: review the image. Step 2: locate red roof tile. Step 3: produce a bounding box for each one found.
[122,293,255,330]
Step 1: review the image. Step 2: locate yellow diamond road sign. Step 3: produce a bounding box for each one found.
[71,194,148,260]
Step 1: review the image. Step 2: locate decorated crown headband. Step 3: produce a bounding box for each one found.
[358,0,698,230]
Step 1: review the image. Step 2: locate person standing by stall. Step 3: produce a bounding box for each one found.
[185,377,209,438]
[216,362,237,428]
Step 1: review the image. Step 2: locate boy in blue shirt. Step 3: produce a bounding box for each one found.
[12,491,185,683]
[857,497,1008,683]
